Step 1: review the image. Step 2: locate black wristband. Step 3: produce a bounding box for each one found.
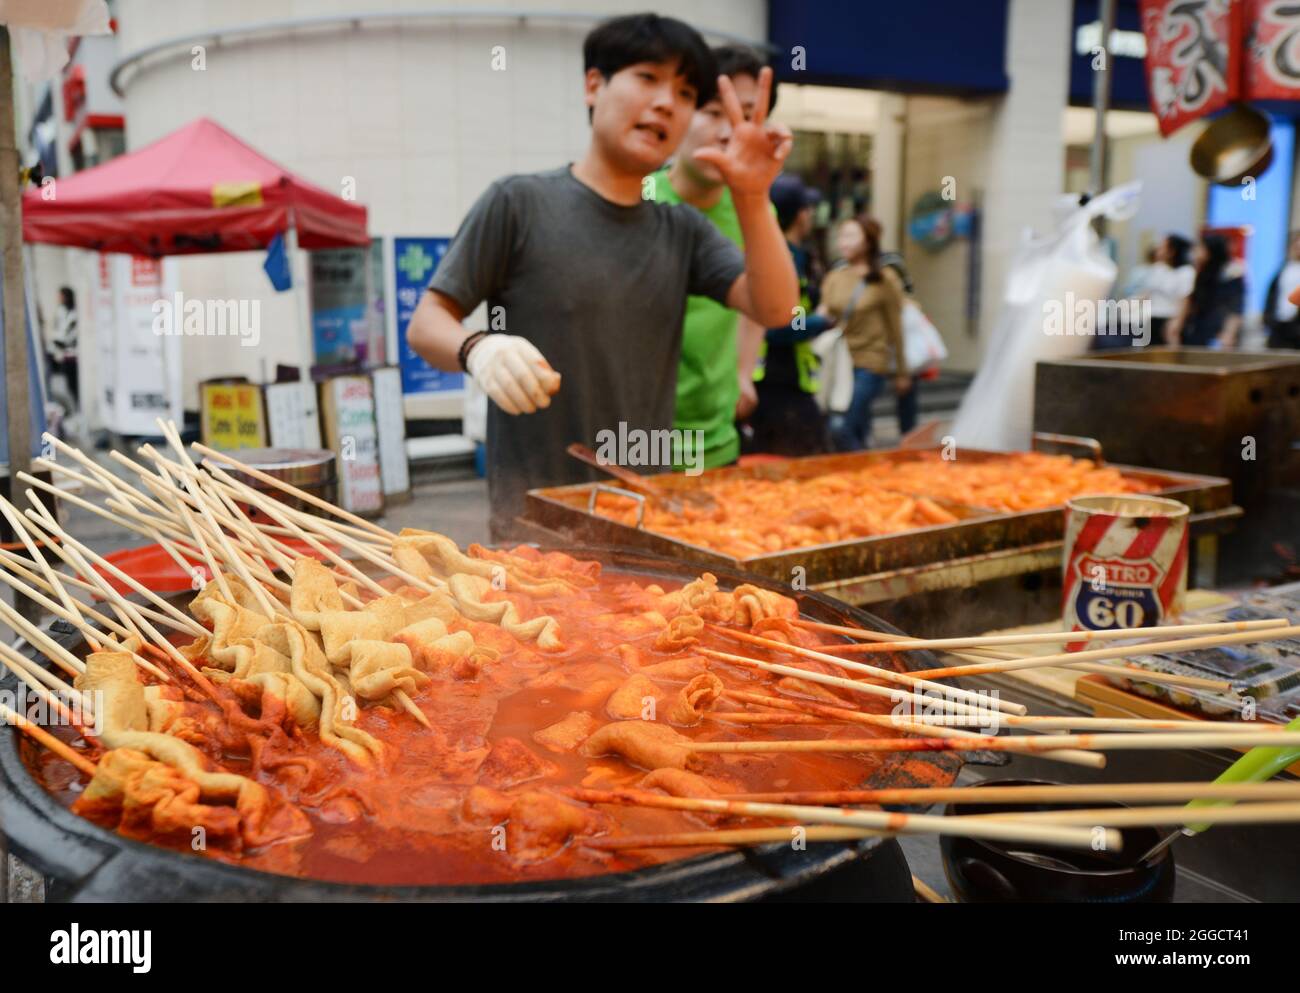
[457,331,489,372]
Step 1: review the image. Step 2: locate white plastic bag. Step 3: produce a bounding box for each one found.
[811,328,852,413]
[902,300,948,372]
[0,0,111,81]
[950,183,1141,451]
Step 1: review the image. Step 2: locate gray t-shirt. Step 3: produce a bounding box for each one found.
[427,166,745,539]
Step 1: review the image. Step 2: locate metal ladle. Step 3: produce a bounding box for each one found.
[1189,103,1274,186]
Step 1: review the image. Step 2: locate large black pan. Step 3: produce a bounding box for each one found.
[0,547,1000,902]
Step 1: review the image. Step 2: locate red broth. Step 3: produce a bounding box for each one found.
[22,569,955,886]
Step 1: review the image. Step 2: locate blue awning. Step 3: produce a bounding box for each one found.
[768,0,1010,94]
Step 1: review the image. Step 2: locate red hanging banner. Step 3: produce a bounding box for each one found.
[1141,0,1242,136]
[1245,0,1300,100]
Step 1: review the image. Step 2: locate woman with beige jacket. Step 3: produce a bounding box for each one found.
[819,215,910,450]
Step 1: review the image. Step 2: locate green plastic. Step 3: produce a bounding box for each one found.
[1184,714,1300,833]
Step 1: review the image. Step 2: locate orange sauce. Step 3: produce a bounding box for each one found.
[22,569,958,886]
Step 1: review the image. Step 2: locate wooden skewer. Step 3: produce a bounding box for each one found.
[208,466,391,599]
[0,492,168,680]
[19,491,207,638]
[193,440,395,541]
[19,469,185,556]
[120,470,297,596]
[697,646,1017,718]
[0,530,145,648]
[152,425,283,618]
[0,593,85,679]
[0,553,134,641]
[23,465,216,590]
[0,636,78,700]
[0,702,98,776]
[152,456,235,602]
[200,473,299,576]
[35,435,179,534]
[567,787,1115,850]
[941,646,1235,692]
[176,476,429,727]
[0,547,186,636]
[207,462,445,592]
[0,493,93,644]
[912,875,949,903]
[174,461,430,729]
[985,801,1300,830]
[918,627,1300,682]
[0,642,95,733]
[585,826,878,849]
[729,687,1267,736]
[144,440,286,620]
[708,711,829,725]
[709,624,1026,716]
[724,781,1300,806]
[21,502,214,693]
[26,467,289,630]
[685,729,1300,756]
[802,617,1290,652]
[0,558,167,681]
[720,689,1106,767]
[584,802,1300,849]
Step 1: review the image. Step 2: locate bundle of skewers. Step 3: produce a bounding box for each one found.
[2,418,1300,867]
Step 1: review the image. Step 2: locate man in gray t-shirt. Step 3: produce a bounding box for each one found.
[407,14,798,539]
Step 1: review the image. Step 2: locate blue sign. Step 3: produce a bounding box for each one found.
[395,237,463,394]
[1072,581,1163,631]
[1207,120,1296,317]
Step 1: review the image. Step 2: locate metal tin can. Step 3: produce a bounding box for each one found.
[1062,494,1190,648]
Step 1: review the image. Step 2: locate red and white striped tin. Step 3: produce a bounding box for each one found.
[1061,494,1190,650]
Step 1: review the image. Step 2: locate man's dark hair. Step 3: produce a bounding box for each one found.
[584,14,718,107]
[712,44,777,113]
[1165,233,1192,269]
[1190,234,1232,315]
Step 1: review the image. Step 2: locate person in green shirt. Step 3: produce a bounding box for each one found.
[651,45,777,471]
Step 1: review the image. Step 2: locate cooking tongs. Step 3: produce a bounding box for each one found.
[565,443,717,516]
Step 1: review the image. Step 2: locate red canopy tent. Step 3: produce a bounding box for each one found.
[22,117,368,254]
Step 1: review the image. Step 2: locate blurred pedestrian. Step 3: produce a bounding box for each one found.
[742,174,832,455]
[1139,233,1193,347]
[879,251,926,435]
[48,286,80,409]
[1264,231,1300,350]
[1165,234,1244,348]
[820,215,908,450]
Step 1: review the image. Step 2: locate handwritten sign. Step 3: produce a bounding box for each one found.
[319,375,383,514]
[264,381,322,449]
[370,366,411,497]
[200,382,267,450]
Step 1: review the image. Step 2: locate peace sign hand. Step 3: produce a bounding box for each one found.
[691,67,793,199]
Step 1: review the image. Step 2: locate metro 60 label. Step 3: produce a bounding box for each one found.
[1072,582,1162,631]
[1076,556,1160,587]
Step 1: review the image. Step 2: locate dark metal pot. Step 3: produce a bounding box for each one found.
[0,546,999,902]
[940,778,1176,903]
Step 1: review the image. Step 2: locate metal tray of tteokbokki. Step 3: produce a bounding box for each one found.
[522,444,1237,590]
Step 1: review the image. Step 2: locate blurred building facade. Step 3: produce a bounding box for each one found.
[19,0,1297,433]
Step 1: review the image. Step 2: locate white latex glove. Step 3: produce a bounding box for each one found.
[465,334,561,414]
